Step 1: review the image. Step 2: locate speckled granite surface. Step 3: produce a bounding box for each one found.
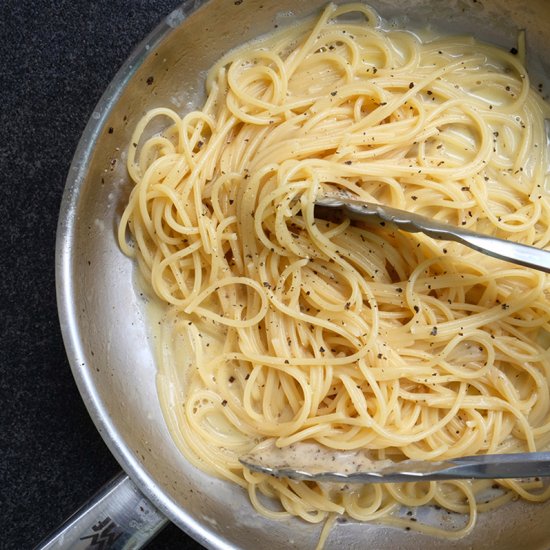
[1,1,204,548]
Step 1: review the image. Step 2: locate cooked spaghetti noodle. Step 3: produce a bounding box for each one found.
[119,2,550,543]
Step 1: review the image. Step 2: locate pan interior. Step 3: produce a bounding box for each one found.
[57,0,550,548]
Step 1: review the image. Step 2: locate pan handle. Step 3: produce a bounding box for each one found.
[35,472,168,549]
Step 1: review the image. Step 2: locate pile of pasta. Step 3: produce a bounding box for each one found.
[119,2,550,543]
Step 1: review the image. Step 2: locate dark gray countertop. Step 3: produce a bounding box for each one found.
[1,1,204,548]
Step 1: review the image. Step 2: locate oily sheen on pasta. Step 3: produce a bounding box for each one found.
[119,2,550,542]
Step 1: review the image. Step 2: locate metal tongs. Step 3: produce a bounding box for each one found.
[240,441,550,483]
[314,196,550,273]
[239,196,550,482]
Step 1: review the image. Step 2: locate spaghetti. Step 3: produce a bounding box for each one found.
[119,2,550,543]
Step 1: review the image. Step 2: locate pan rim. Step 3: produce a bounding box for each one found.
[54,1,550,548]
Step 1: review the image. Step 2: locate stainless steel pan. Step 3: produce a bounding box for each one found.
[48,0,550,548]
